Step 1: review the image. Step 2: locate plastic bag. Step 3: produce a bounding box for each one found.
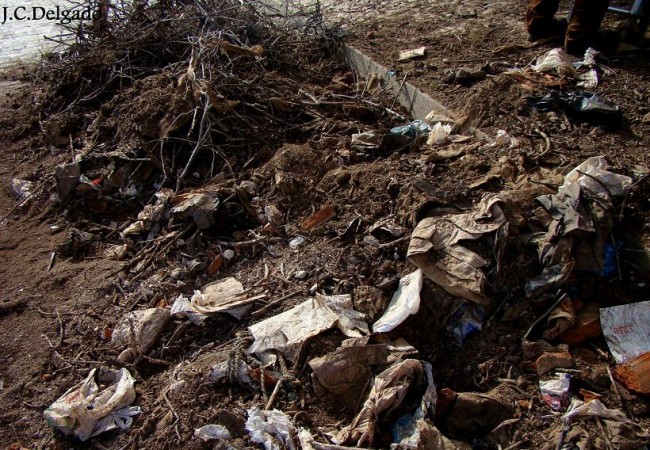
[195,424,232,441]
[426,122,452,145]
[44,368,140,441]
[539,373,571,411]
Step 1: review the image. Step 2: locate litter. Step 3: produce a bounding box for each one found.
[248,294,368,365]
[531,48,577,77]
[407,194,506,303]
[493,130,517,148]
[289,236,306,249]
[10,178,34,201]
[209,358,256,388]
[309,336,418,411]
[398,46,427,62]
[54,162,80,201]
[170,191,220,229]
[525,157,632,301]
[171,277,265,324]
[562,156,632,199]
[351,131,383,152]
[447,301,484,346]
[392,413,472,449]
[372,270,423,333]
[600,300,650,364]
[426,122,452,145]
[246,407,297,450]
[390,120,431,138]
[43,368,140,441]
[539,373,571,410]
[562,399,628,424]
[122,189,171,236]
[527,92,623,127]
[195,424,232,441]
[337,359,436,447]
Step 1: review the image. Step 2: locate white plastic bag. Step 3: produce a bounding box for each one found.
[44,368,140,441]
[426,122,452,145]
[532,48,576,77]
[195,424,232,441]
[246,407,297,450]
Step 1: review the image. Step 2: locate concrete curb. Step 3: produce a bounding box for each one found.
[341,44,458,122]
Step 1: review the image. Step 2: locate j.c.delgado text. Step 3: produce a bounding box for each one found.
[1,6,101,25]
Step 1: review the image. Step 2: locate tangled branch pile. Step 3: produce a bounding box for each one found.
[35,0,345,191]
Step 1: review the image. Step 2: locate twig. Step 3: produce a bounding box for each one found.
[377,235,410,249]
[176,95,212,192]
[54,309,65,348]
[47,252,57,271]
[252,290,302,317]
[0,298,29,315]
[533,128,552,159]
[265,377,284,410]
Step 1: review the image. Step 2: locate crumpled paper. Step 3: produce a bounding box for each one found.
[337,359,436,447]
[407,195,506,303]
[171,277,264,324]
[309,336,417,412]
[248,294,368,365]
[44,368,140,441]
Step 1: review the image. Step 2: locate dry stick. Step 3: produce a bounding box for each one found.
[534,128,552,158]
[176,95,212,192]
[0,298,30,315]
[265,377,284,410]
[607,366,633,419]
[251,290,302,318]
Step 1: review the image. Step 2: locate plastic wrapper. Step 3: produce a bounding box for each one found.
[43,368,140,441]
[562,399,628,424]
[11,178,34,201]
[539,373,571,410]
[532,48,577,77]
[390,120,431,138]
[195,424,232,441]
[426,122,452,145]
[246,407,297,450]
[373,270,423,333]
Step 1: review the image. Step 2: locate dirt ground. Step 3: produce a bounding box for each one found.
[1,0,649,449]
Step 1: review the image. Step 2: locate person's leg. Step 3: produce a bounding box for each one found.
[565,0,610,54]
[526,0,562,38]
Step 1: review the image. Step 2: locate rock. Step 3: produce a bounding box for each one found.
[111,308,171,355]
[535,351,574,375]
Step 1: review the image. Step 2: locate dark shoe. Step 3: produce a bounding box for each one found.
[528,18,568,42]
[565,29,621,56]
